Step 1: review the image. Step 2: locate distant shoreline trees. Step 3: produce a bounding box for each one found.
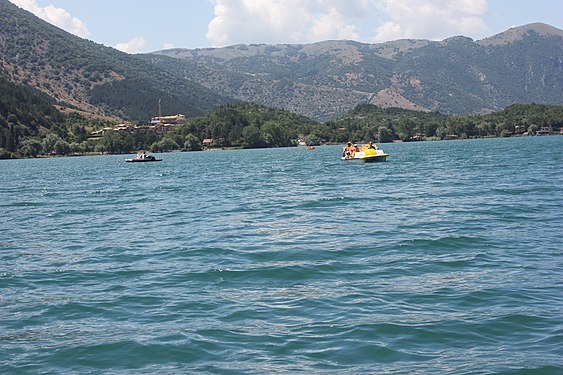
[1,94,562,159]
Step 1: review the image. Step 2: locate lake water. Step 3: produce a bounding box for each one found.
[1,136,562,374]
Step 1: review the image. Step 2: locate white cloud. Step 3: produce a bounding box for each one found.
[163,42,175,50]
[206,0,490,46]
[373,0,489,42]
[374,21,404,42]
[206,0,369,46]
[114,37,147,54]
[9,0,91,38]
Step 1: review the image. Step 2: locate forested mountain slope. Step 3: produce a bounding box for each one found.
[0,0,233,121]
[150,23,563,120]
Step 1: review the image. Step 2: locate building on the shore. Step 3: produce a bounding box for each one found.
[202,139,214,149]
[150,114,187,125]
[536,126,553,135]
[150,114,187,133]
[90,114,187,137]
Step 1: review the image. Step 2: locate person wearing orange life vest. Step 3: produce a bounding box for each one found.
[352,144,359,155]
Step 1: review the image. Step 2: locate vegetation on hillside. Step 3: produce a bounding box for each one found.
[0,0,232,121]
[175,103,318,149]
[0,76,111,158]
[323,103,563,142]
[152,25,563,119]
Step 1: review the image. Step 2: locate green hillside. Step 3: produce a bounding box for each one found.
[0,76,61,154]
[0,0,233,121]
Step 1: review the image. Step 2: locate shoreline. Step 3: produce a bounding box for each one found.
[2,133,561,160]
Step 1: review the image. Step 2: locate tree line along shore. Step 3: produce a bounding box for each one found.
[1,99,562,159]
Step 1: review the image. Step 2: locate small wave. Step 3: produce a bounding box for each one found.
[397,236,490,252]
[8,201,45,207]
[300,196,363,209]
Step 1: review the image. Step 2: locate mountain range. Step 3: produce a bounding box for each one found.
[149,23,563,120]
[1,0,562,122]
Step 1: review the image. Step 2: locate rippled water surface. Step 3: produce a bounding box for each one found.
[1,136,562,374]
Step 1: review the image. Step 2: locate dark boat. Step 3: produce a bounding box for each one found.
[125,152,162,162]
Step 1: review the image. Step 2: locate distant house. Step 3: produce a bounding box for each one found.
[444,134,459,140]
[149,114,187,132]
[114,123,135,132]
[89,120,177,137]
[536,126,552,135]
[150,114,187,125]
[89,127,115,137]
[202,138,214,148]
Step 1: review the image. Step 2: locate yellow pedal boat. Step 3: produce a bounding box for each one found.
[341,143,389,162]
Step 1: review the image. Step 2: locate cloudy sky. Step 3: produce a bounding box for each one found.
[9,0,563,53]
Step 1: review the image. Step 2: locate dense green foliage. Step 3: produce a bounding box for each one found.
[0,77,115,158]
[174,103,318,149]
[0,76,62,156]
[2,83,562,159]
[324,104,563,143]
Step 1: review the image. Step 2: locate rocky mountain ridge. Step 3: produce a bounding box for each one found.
[150,22,563,120]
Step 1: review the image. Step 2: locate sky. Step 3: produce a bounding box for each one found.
[8,0,563,54]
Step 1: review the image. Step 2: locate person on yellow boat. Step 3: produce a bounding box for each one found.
[366,141,377,150]
[342,142,353,158]
[343,142,362,158]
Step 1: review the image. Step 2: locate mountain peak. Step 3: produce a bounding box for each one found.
[478,22,563,46]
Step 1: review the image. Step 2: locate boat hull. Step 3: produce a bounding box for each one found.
[341,148,389,163]
[361,154,388,162]
[341,154,388,162]
[125,158,162,162]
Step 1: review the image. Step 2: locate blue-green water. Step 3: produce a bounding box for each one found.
[1,136,562,374]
